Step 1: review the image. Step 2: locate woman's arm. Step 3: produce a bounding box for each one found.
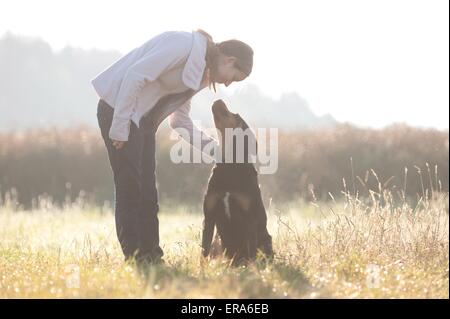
[169,99,219,161]
[109,32,192,143]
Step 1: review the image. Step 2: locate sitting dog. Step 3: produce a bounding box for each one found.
[201,99,273,265]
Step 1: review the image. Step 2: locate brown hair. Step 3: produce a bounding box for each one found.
[197,29,254,92]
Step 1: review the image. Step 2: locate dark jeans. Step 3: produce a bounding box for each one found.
[96,99,163,263]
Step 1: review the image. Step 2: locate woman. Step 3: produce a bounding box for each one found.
[92,29,254,265]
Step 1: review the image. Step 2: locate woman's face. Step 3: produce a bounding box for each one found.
[215,55,248,87]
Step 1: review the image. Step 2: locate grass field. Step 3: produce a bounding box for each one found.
[0,191,448,299]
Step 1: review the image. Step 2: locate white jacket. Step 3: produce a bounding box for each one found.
[91,30,218,155]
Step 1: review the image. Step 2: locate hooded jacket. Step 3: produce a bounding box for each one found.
[91,30,218,156]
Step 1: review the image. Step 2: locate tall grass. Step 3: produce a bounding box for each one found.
[0,181,447,298]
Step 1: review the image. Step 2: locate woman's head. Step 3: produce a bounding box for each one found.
[198,29,253,92]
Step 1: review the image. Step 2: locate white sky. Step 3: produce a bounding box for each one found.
[1,0,448,129]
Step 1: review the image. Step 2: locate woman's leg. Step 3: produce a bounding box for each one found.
[97,99,145,260]
[137,128,164,263]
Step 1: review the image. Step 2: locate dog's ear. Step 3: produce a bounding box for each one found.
[237,114,258,163]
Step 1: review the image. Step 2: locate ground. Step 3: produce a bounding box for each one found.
[0,193,448,298]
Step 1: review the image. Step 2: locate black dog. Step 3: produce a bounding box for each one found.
[201,99,273,265]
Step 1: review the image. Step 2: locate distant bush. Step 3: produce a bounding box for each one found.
[0,123,448,209]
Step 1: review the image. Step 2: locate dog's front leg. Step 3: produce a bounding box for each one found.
[202,192,221,257]
[202,194,217,257]
[201,215,215,257]
[254,192,274,258]
[248,219,258,260]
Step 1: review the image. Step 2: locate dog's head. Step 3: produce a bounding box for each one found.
[212,99,257,163]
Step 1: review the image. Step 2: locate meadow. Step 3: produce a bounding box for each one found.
[0,124,448,298]
[1,187,448,298]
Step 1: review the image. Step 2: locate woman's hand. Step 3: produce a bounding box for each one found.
[112,140,125,149]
